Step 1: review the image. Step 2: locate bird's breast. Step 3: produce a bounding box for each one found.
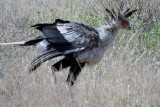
[75,47,105,65]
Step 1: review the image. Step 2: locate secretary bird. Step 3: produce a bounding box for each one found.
[0,7,137,86]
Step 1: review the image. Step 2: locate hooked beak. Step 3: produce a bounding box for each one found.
[128,26,131,30]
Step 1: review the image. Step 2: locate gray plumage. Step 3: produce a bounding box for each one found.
[75,22,119,65]
[0,8,137,86]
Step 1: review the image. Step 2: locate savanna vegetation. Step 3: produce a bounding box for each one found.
[0,0,159,107]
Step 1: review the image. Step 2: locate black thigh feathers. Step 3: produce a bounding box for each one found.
[51,56,85,86]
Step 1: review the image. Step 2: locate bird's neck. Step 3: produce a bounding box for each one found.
[97,22,119,49]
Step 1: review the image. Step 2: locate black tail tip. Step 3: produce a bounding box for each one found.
[31,25,43,31]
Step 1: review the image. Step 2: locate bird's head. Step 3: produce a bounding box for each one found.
[105,5,137,30]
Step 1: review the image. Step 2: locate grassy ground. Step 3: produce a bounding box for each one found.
[0,0,160,107]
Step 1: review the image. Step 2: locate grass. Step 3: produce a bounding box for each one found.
[0,0,160,107]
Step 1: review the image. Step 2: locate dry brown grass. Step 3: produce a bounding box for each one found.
[0,0,160,107]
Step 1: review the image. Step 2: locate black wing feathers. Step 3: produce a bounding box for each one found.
[32,19,70,43]
[46,42,74,52]
[31,19,70,31]
[31,19,99,49]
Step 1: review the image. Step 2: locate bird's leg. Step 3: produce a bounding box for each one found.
[73,63,85,81]
[51,58,71,84]
[51,66,58,84]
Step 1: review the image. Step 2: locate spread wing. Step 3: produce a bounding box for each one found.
[32,19,99,51]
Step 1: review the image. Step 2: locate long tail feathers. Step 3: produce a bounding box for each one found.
[29,48,63,72]
[0,38,44,46]
[0,41,26,45]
